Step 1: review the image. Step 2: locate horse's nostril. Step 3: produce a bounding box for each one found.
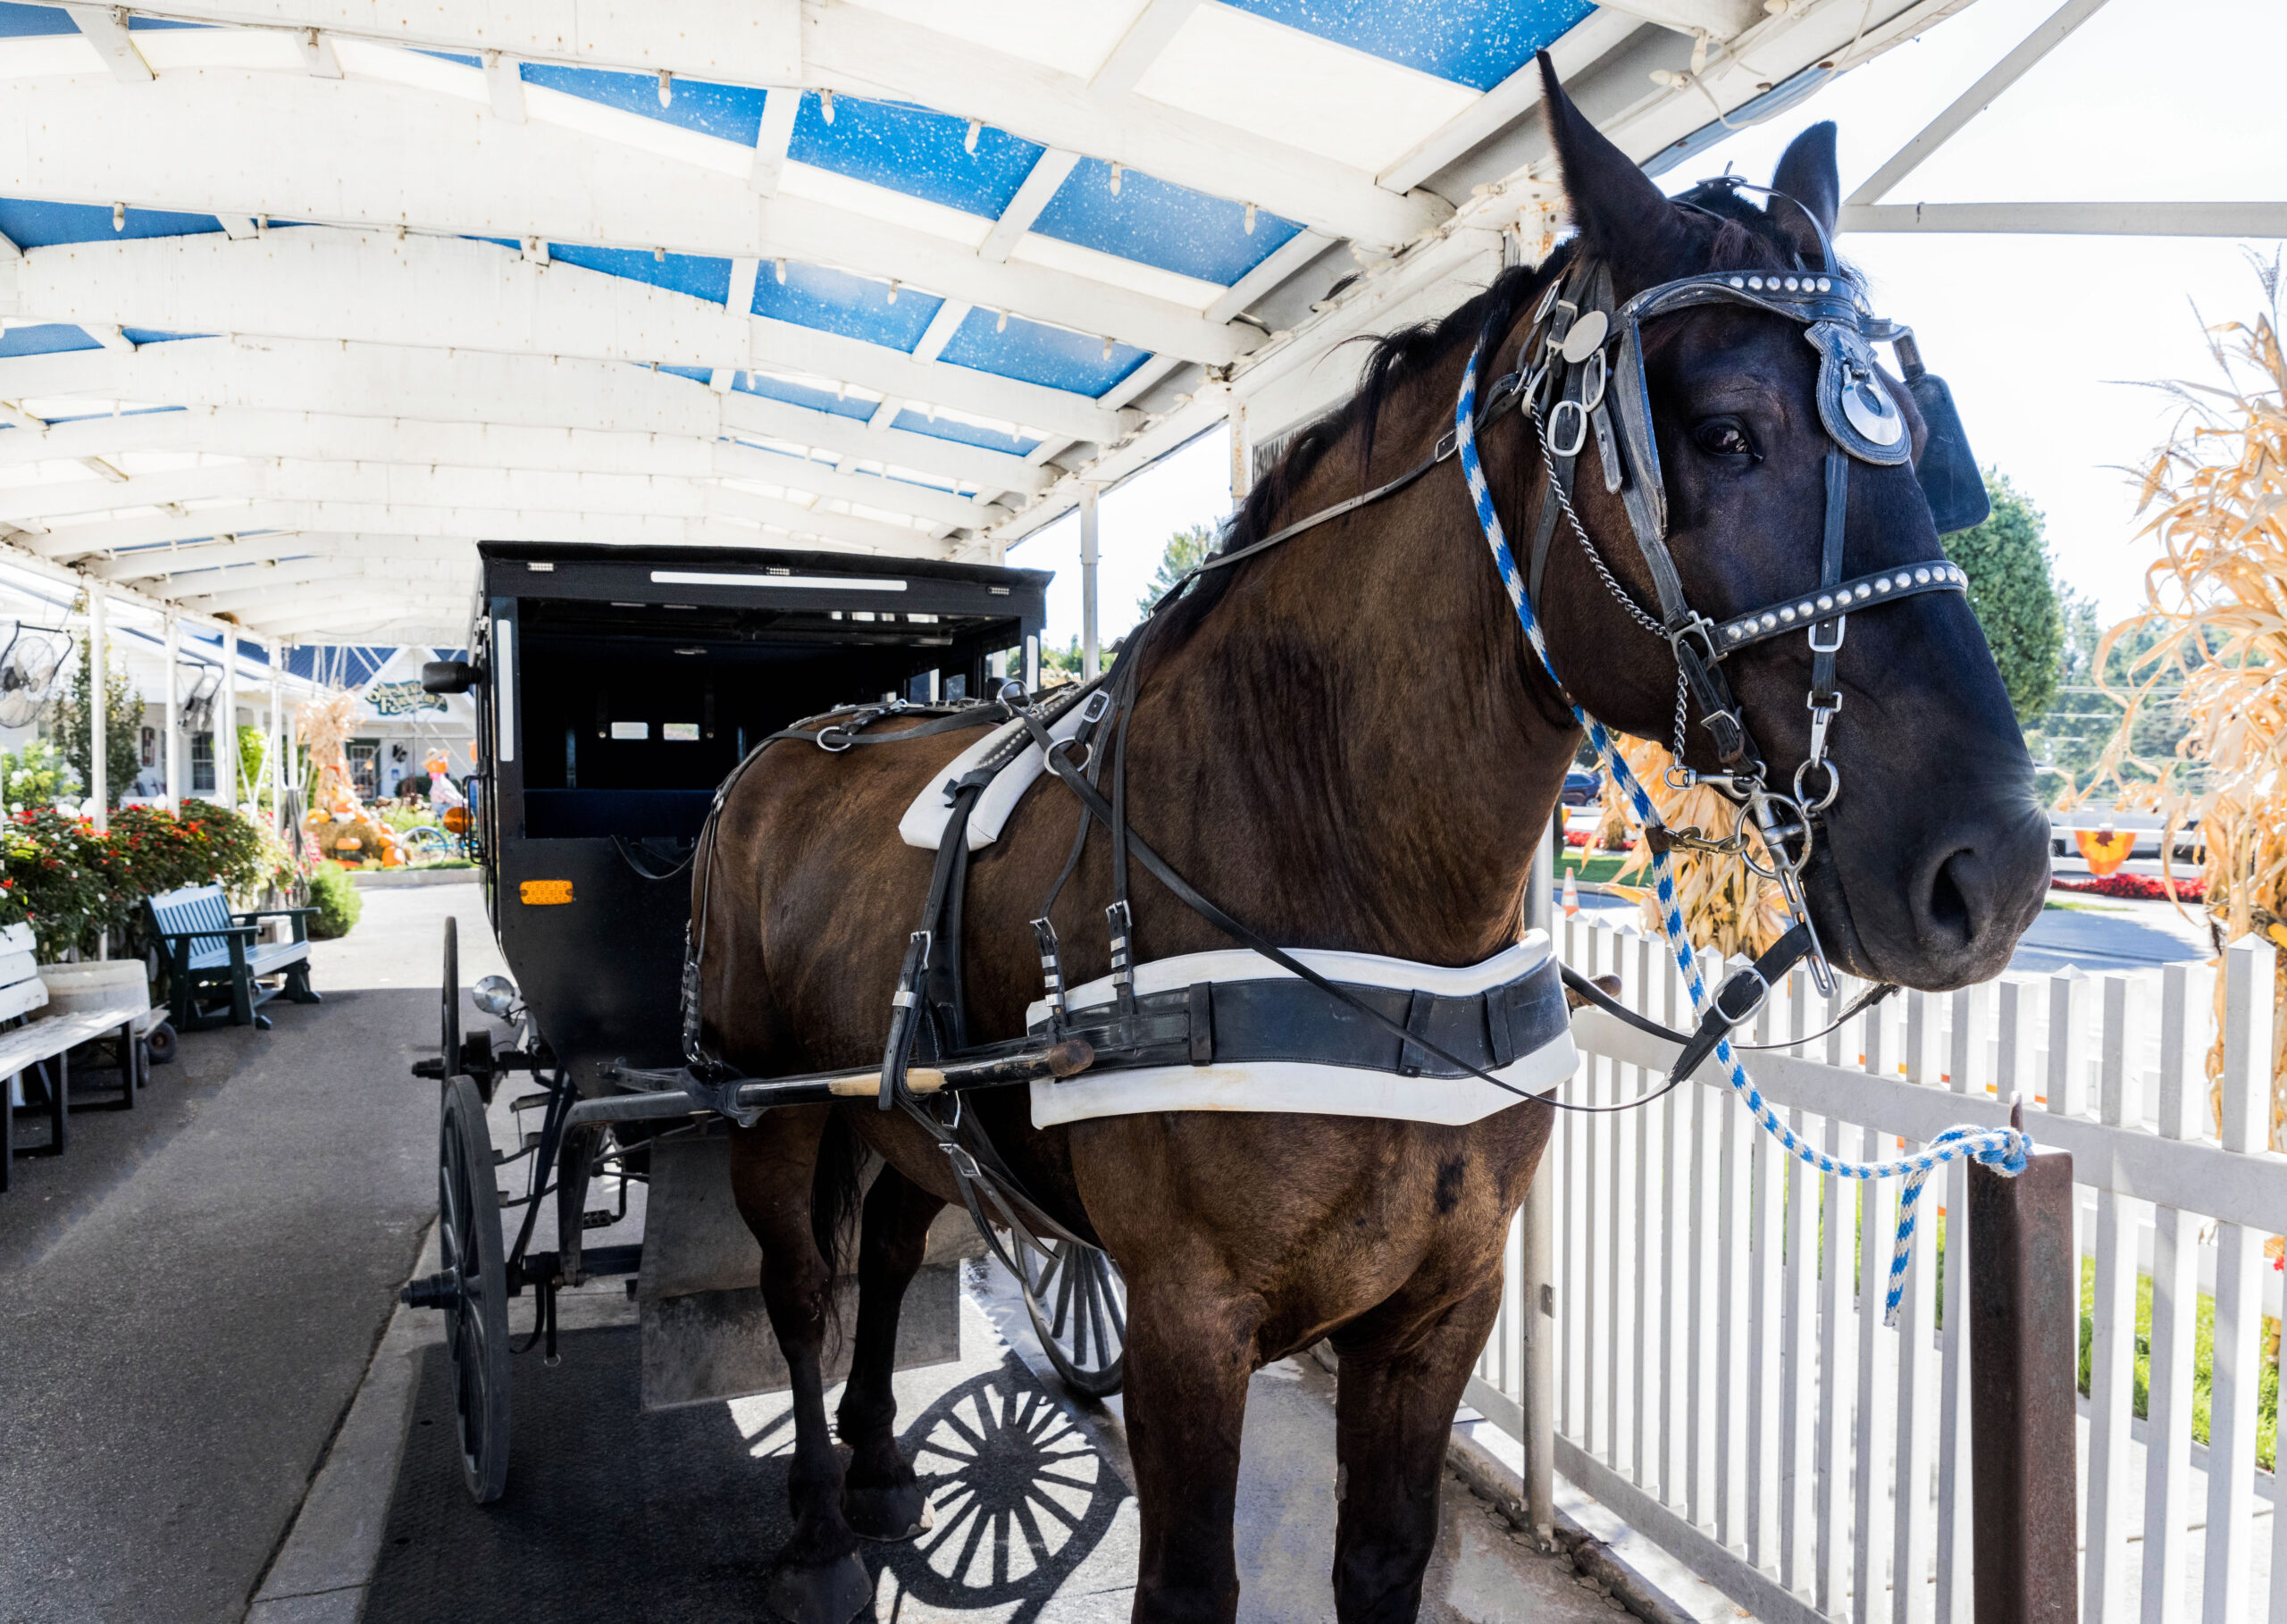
[1926,849,1975,942]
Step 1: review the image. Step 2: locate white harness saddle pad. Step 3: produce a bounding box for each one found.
[1026,933,1576,1128]
[897,704,1088,851]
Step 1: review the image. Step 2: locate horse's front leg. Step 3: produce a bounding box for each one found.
[727,1108,874,1624]
[1122,1274,1261,1624]
[1328,1276,1506,1624]
[836,1159,945,1540]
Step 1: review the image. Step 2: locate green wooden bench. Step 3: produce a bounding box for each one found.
[144,884,322,1032]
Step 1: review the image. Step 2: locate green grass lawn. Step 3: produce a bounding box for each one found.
[2078,1254,2280,1472]
[1557,850,1634,885]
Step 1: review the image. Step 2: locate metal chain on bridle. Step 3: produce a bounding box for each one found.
[1454,216,2030,1325]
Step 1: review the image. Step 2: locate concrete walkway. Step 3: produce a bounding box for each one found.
[0,883,502,1624]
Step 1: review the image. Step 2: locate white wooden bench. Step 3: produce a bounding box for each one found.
[3,931,151,1191]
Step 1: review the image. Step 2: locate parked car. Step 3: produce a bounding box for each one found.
[1562,767,1602,808]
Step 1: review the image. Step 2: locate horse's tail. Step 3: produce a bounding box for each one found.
[809,1106,867,1340]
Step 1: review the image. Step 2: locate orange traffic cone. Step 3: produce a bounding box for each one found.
[1562,869,1580,917]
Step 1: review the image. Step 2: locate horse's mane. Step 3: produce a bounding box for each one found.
[1137,186,1810,657]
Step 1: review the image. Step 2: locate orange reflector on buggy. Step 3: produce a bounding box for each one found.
[520,880,574,906]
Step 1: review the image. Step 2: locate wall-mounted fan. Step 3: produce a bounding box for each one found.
[178,660,222,732]
[0,622,69,730]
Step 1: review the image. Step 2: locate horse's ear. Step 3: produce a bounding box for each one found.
[1537,51,1688,280]
[1767,121,1841,263]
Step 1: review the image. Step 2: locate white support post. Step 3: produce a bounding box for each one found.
[219,626,238,808]
[87,585,107,831]
[1078,481,1101,679]
[2084,974,2141,1622]
[2144,963,2203,1624]
[163,613,180,815]
[269,655,283,828]
[2204,937,2274,1624]
[1229,402,1250,510]
[1518,815,1557,1544]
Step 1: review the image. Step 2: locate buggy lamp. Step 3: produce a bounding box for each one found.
[472,975,518,1018]
[422,659,478,694]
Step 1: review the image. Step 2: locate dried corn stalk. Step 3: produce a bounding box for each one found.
[1597,736,1793,960]
[2082,257,2287,1150]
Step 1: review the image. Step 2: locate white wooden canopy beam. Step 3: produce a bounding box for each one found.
[1594,0,1762,39]
[0,73,1248,364]
[4,231,1135,444]
[30,500,959,559]
[63,5,155,83]
[1090,0,1202,99]
[978,150,1083,266]
[748,86,799,196]
[1838,201,2287,236]
[0,409,1008,530]
[112,0,804,83]
[0,532,278,644]
[96,532,472,582]
[0,339,1053,494]
[13,460,947,549]
[1845,0,2116,208]
[1376,9,1641,194]
[800,4,1446,249]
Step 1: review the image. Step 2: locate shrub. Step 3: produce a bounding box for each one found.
[306,860,362,939]
[1,800,285,959]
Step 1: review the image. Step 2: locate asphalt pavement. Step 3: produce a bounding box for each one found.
[0,884,502,1624]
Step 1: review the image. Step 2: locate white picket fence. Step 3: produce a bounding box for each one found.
[1469,913,2287,1624]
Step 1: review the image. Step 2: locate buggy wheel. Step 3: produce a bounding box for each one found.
[439,917,461,1076]
[438,1075,511,1503]
[1017,1238,1126,1397]
[146,1021,178,1066]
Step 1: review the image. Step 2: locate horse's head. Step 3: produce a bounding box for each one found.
[1523,65,2048,991]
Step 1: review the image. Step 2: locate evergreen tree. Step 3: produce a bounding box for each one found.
[51,629,142,808]
[1135,523,1217,618]
[1942,471,2065,724]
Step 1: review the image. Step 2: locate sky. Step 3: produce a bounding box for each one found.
[1009,0,2287,652]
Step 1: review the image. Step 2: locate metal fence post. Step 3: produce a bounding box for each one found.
[1519,812,1557,1544]
[1967,1114,2078,1624]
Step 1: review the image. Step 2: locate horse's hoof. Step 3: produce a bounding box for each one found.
[843,1478,934,1542]
[766,1553,873,1624]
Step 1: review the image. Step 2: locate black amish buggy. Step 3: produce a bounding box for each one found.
[399,539,1061,1503]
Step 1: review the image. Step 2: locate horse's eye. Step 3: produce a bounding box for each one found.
[1693,418,1759,461]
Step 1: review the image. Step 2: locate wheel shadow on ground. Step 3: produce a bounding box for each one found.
[364,1324,1130,1624]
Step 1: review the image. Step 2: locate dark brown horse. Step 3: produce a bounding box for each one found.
[694,65,2049,1624]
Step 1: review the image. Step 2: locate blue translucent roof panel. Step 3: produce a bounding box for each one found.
[889,408,1039,457]
[0,323,102,357]
[789,93,1043,221]
[548,242,733,305]
[730,370,878,423]
[935,307,1148,397]
[520,63,768,146]
[119,328,208,345]
[0,5,72,36]
[0,197,225,247]
[1030,161,1302,286]
[750,260,943,350]
[1220,0,1597,92]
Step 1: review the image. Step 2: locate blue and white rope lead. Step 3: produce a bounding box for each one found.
[1453,347,2029,1327]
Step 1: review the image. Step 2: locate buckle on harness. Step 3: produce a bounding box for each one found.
[1714,965,1772,1027]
